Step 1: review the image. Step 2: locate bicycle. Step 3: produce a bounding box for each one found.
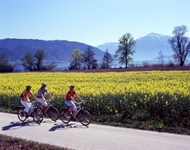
[17,101,43,124]
[39,99,59,122]
[59,101,92,126]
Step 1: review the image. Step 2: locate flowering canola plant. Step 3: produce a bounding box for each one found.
[0,71,189,100]
[0,71,190,127]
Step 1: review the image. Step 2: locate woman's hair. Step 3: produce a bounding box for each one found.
[41,82,47,88]
[70,85,75,89]
[26,85,32,91]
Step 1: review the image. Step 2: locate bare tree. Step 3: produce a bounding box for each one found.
[22,49,56,71]
[22,51,36,71]
[34,49,46,71]
[169,25,190,66]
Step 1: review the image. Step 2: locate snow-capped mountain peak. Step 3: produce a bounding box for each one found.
[96,33,173,60]
[146,32,162,37]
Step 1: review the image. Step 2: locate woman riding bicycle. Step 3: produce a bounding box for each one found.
[64,85,83,118]
[36,83,54,110]
[20,85,39,116]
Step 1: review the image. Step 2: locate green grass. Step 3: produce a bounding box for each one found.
[92,116,190,135]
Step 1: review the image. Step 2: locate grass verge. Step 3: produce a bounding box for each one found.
[94,120,190,135]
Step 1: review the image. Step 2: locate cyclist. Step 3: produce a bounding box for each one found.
[20,85,39,116]
[36,83,54,110]
[64,85,83,118]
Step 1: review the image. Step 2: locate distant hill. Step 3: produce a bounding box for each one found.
[0,39,105,69]
[1,33,190,70]
[135,33,173,61]
[97,33,176,63]
[97,42,119,55]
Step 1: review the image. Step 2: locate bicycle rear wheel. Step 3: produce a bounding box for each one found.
[47,106,59,121]
[78,109,92,126]
[32,109,43,124]
[59,109,71,124]
[17,108,27,122]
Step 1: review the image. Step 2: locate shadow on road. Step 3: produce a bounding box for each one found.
[49,122,89,132]
[2,120,39,131]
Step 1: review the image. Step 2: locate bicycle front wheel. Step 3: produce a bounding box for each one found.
[59,109,70,124]
[17,108,27,122]
[47,107,59,121]
[33,109,43,124]
[78,109,92,126]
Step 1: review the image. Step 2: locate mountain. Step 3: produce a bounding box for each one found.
[97,42,118,55]
[135,33,173,61]
[0,39,105,69]
[97,33,174,63]
[1,33,189,70]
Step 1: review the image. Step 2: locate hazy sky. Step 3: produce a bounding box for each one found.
[1,0,190,46]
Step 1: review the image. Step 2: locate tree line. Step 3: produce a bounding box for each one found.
[0,46,114,72]
[68,46,113,70]
[0,25,190,72]
[115,25,190,68]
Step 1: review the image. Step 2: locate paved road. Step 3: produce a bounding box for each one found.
[0,112,190,150]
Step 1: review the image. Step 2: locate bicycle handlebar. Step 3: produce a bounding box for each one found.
[31,100,40,105]
[46,99,53,102]
[77,101,84,105]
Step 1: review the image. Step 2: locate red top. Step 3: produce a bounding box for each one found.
[65,91,76,101]
[21,90,31,102]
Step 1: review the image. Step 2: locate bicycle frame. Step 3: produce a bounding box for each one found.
[60,101,92,126]
[40,99,59,121]
[75,102,83,116]
[28,101,39,115]
[39,100,52,115]
[64,102,84,118]
[43,101,52,115]
[17,101,43,124]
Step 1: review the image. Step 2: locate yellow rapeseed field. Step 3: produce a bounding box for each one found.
[0,71,189,98]
[1,71,190,129]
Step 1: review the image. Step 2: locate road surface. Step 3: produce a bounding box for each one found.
[0,112,190,150]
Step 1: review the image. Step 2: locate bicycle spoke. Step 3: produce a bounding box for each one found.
[78,110,92,126]
[47,107,59,121]
[60,110,70,124]
[17,109,27,122]
[33,109,43,124]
